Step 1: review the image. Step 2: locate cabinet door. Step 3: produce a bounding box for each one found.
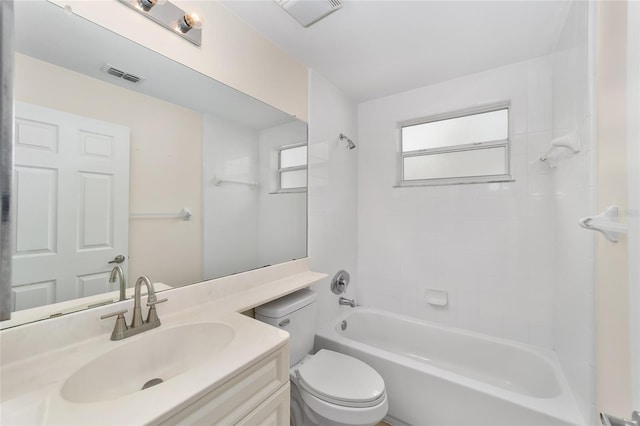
[158,345,289,426]
[237,383,290,426]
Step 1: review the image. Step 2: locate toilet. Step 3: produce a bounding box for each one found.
[255,289,388,426]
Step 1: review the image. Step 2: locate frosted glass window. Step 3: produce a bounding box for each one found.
[280,169,307,189]
[280,145,307,168]
[402,109,508,152]
[403,147,507,181]
[277,144,307,191]
[399,106,510,185]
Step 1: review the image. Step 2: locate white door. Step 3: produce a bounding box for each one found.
[11,102,130,311]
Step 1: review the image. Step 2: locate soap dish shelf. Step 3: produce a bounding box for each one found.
[540,131,580,167]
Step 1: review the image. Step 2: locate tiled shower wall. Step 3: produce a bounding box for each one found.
[551,1,596,422]
[308,70,359,327]
[356,57,556,349]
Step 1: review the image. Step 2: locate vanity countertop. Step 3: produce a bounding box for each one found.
[0,258,328,425]
[1,308,288,425]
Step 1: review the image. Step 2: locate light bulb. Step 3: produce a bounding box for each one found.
[137,0,166,12]
[188,13,202,29]
[177,12,203,33]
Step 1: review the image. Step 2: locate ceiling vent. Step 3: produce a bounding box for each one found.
[102,65,143,84]
[274,0,342,28]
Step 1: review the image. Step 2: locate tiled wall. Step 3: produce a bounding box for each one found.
[551,1,596,422]
[356,57,556,348]
[307,70,359,327]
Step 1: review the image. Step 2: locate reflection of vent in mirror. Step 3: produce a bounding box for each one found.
[103,65,142,84]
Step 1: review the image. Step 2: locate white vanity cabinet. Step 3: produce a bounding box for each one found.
[158,344,290,425]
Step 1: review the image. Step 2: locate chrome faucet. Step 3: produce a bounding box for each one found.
[339,297,357,307]
[109,266,127,301]
[100,275,167,341]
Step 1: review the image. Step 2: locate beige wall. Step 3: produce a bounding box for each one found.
[14,53,203,287]
[627,0,640,408]
[48,0,308,122]
[596,0,632,415]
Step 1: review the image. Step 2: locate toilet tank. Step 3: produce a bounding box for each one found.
[255,289,318,366]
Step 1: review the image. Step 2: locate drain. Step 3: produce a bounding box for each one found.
[141,378,163,390]
[341,320,347,330]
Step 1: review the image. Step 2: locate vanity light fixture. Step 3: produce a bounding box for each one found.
[117,0,202,46]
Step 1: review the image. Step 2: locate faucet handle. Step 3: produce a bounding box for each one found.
[147,298,168,307]
[100,309,128,320]
[146,298,167,325]
[101,309,129,341]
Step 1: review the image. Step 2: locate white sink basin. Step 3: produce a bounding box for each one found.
[61,322,235,403]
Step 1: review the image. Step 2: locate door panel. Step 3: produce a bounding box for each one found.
[11,280,56,311]
[76,272,114,298]
[13,166,57,255]
[77,172,114,250]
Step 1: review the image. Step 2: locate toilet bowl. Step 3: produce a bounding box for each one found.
[290,350,388,426]
[255,289,388,426]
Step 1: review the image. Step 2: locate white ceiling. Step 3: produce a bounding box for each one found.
[222,0,570,103]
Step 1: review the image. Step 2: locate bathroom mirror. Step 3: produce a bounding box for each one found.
[3,1,307,327]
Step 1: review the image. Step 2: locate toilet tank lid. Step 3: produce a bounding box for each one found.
[255,288,317,318]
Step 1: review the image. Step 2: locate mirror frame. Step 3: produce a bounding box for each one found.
[0,0,14,321]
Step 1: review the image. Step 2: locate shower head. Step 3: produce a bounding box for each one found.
[339,133,356,150]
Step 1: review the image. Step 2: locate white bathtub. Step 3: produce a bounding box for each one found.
[314,308,584,426]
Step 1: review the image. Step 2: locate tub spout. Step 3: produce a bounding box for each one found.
[339,297,356,308]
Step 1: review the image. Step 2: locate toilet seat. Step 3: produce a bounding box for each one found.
[296,349,386,408]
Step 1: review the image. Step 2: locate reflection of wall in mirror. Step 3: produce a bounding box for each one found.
[202,117,307,280]
[202,114,259,280]
[258,121,307,267]
[14,53,203,287]
[48,0,308,121]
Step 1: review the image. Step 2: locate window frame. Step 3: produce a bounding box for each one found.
[396,102,513,187]
[276,142,308,193]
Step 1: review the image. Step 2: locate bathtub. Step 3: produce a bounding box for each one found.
[314,308,584,426]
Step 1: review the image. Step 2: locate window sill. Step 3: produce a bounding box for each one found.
[269,189,307,195]
[394,175,514,188]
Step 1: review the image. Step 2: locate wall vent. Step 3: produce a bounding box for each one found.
[102,65,143,84]
[274,0,342,28]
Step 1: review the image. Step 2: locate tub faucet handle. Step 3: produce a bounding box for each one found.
[339,297,356,308]
[331,270,350,294]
